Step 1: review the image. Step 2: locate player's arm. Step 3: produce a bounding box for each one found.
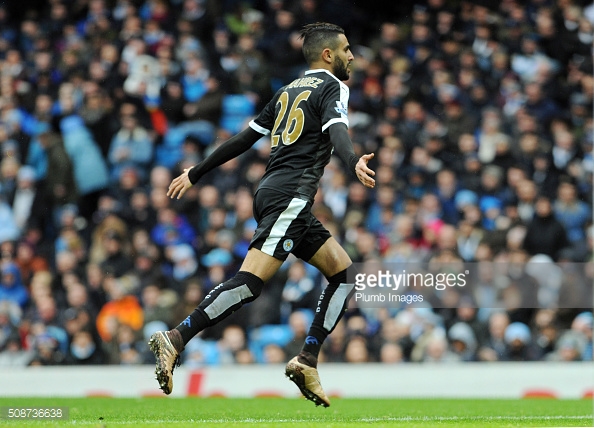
[167,127,263,199]
[329,123,375,188]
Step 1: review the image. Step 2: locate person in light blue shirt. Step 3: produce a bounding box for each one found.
[60,115,109,220]
[108,113,154,183]
[0,191,19,244]
[554,180,591,244]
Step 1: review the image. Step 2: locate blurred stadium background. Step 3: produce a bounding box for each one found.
[0,0,592,402]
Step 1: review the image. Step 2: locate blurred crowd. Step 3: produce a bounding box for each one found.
[0,0,592,367]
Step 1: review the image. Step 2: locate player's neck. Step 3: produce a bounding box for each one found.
[308,62,334,75]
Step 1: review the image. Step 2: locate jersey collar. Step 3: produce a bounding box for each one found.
[304,69,349,91]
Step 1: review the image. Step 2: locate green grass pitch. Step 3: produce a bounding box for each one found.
[0,397,591,427]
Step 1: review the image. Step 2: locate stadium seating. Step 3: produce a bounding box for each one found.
[220,95,255,134]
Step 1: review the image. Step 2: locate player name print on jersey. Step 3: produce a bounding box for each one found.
[285,76,324,89]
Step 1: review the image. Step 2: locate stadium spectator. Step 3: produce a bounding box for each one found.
[545,330,588,362]
[531,309,559,357]
[447,322,478,362]
[478,311,510,362]
[36,131,78,234]
[0,193,20,245]
[503,322,542,362]
[95,275,143,343]
[283,310,311,359]
[150,206,196,248]
[0,330,34,366]
[141,282,178,328]
[99,230,134,278]
[0,300,21,349]
[105,323,145,365]
[168,243,200,284]
[0,262,28,308]
[65,329,105,365]
[175,278,203,323]
[10,166,41,234]
[280,261,318,321]
[553,179,591,251]
[344,335,371,363]
[523,195,570,260]
[59,115,110,221]
[510,33,559,83]
[216,325,249,365]
[108,110,154,183]
[571,311,593,361]
[179,73,221,134]
[27,331,66,366]
[263,343,286,364]
[379,342,404,363]
[422,334,460,363]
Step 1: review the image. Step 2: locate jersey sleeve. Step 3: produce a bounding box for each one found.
[320,80,349,133]
[249,91,280,135]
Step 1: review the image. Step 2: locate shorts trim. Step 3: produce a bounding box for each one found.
[260,197,308,256]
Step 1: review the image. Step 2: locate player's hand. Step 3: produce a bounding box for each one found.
[167,168,193,199]
[355,153,375,188]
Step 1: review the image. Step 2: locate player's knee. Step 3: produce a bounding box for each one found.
[200,271,264,305]
[236,271,264,301]
[325,268,348,286]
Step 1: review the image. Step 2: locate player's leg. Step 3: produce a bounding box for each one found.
[286,228,355,407]
[150,248,282,394]
[300,236,354,359]
[175,248,282,343]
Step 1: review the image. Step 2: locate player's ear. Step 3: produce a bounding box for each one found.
[321,48,332,64]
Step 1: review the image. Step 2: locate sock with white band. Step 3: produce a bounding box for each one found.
[175,271,264,345]
[301,268,354,360]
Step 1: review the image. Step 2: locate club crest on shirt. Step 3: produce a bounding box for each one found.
[283,239,294,251]
[334,101,348,116]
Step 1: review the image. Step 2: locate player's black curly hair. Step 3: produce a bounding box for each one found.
[300,22,345,65]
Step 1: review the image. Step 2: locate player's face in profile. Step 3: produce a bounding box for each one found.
[331,34,354,81]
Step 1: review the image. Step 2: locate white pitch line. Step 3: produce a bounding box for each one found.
[360,415,591,422]
[66,415,593,424]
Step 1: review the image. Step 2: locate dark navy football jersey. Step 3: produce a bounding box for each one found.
[249,69,349,203]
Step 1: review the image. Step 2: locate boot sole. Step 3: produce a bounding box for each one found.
[285,362,330,407]
[149,333,173,395]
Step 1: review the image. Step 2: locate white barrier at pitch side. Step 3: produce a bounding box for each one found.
[0,363,591,398]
